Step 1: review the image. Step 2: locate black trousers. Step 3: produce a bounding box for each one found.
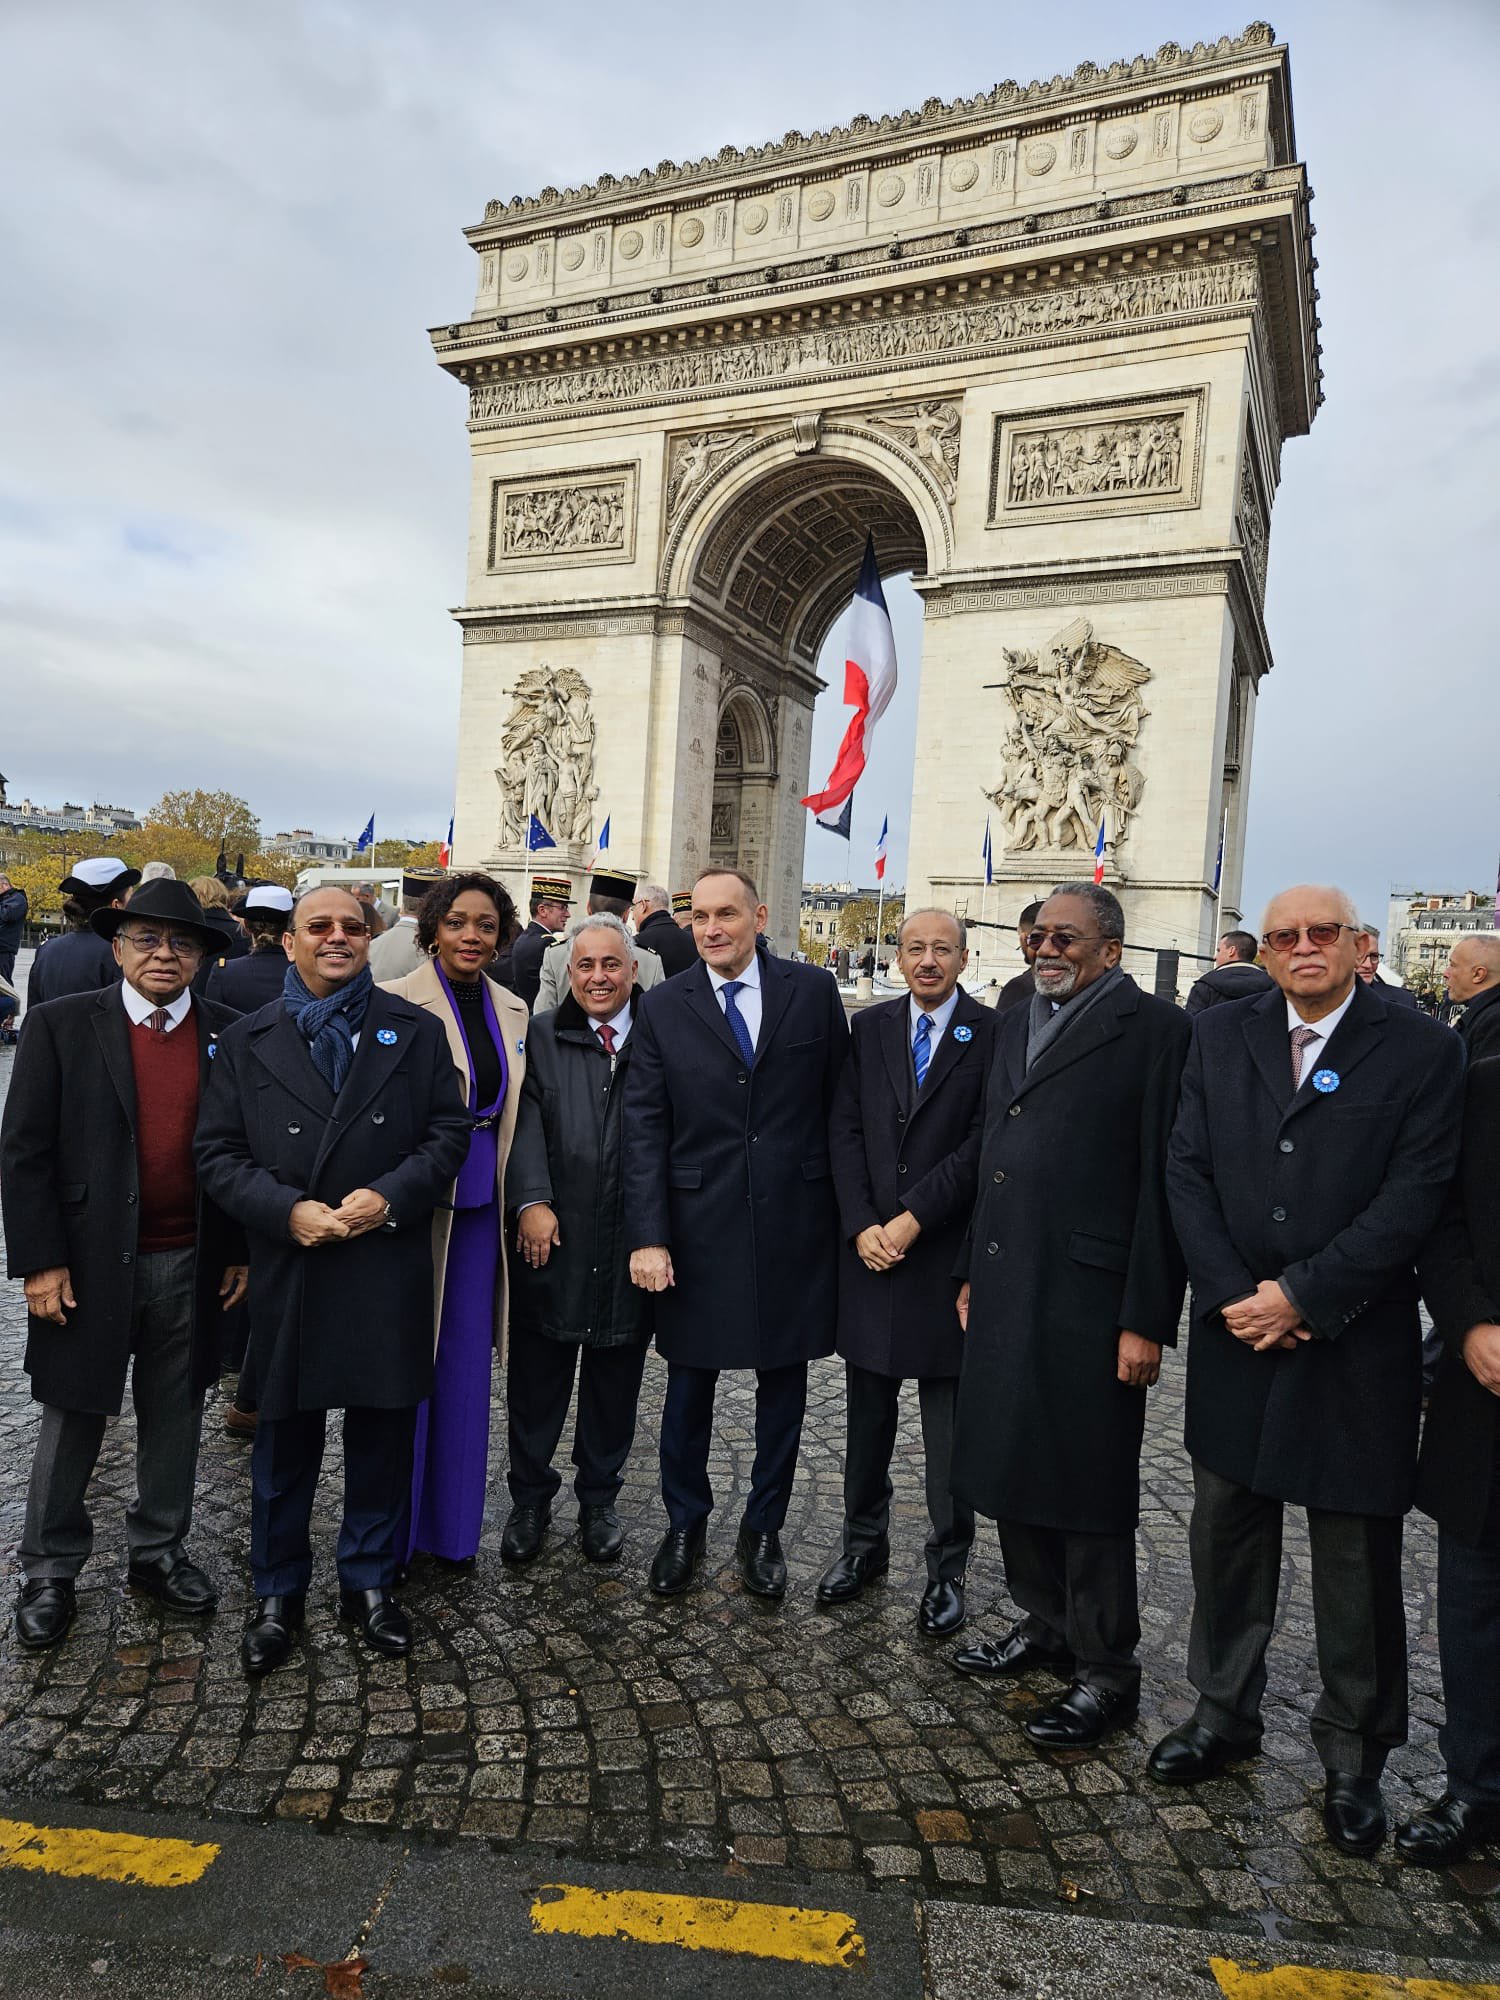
[250,1406,415,1596]
[999,1520,1141,1696]
[660,1361,807,1536]
[1437,1527,1500,1808]
[1186,1458,1407,1775]
[842,1363,973,1583]
[505,1325,648,1511]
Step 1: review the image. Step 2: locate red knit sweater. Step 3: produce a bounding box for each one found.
[127,1017,201,1251]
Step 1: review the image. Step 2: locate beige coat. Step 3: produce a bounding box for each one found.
[380,958,529,1362]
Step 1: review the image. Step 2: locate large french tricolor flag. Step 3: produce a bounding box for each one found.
[802,535,897,816]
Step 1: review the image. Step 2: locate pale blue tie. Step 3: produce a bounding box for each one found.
[912,1011,932,1090]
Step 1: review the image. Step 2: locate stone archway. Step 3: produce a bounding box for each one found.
[438,24,1320,954]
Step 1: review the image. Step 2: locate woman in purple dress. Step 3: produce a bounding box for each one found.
[381,874,528,1566]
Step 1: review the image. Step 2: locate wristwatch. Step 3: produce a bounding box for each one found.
[380,1200,397,1232]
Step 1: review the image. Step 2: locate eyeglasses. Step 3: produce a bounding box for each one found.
[1024,928,1104,953]
[118,930,203,957]
[1261,923,1353,953]
[297,917,369,939]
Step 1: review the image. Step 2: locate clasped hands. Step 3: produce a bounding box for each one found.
[288,1189,387,1248]
[1222,1277,1312,1353]
[855,1209,921,1273]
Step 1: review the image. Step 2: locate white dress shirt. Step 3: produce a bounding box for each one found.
[1286,984,1357,1086]
[120,983,192,1032]
[909,987,960,1056]
[708,952,762,1050]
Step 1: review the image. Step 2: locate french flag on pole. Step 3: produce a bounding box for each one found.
[438,816,453,870]
[874,813,889,883]
[802,535,897,816]
[1093,820,1107,887]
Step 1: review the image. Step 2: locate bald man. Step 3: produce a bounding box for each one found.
[1444,934,1500,1064]
[1158,885,1465,1857]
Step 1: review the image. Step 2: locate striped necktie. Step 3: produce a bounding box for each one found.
[1289,1023,1317,1089]
[145,1008,169,1035]
[912,1011,933,1090]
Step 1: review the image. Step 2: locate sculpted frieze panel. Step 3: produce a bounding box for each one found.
[665,426,780,523]
[487,464,638,569]
[853,401,961,503]
[989,389,1206,526]
[984,617,1152,855]
[493,663,598,850]
[1237,446,1268,601]
[470,259,1258,428]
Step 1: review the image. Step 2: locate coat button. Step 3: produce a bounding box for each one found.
[1279,1139,1294,1153]
[986,1241,999,1255]
[993,1170,1005,1183]
[1008,1104,1021,1117]
[287,1122,301,1135]
[126,1191,138,1204]
[1271,1205,1287,1222]
[372,1111,385,1125]
[896,1112,906,1124]
[121,1252,132,1265]
[897,1162,907,1174]
[737,1072,747,1084]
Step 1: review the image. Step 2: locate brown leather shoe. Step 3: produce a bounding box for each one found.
[223,1403,258,1438]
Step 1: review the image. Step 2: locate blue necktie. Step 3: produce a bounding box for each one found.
[721,980,756,1067]
[912,1010,932,1090]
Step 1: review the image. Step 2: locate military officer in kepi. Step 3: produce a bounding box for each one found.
[503,877,574,1009]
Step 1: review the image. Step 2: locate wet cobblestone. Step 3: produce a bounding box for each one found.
[0,1043,1496,1963]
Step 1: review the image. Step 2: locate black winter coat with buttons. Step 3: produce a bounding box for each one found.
[1,987,244,1415]
[505,988,651,1351]
[193,990,470,1421]
[1167,977,1465,1517]
[951,975,1190,1535]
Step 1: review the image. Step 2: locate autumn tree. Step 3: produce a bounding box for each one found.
[837,896,905,950]
[148,789,260,853]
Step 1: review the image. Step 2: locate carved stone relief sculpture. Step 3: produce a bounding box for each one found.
[489,466,637,568]
[1237,448,1269,600]
[984,617,1152,855]
[990,390,1204,526]
[493,664,598,849]
[856,401,962,502]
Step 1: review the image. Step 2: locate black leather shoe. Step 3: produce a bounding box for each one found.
[127,1555,217,1613]
[735,1526,787,1600]
[816,1546,889,1603]
[951,1623,1068,1678]
[1395,1792,1500,1868]
[1323,1773,1387,1857]
[1147,1720,1261,1786]
[1023,1680,1138,1748]
[15,1579,76,1652]
[649,1525,706,1598]
[579,1506,624,1564]
[339,1587,411,1658]
[240,1594,304,1677]
[500,1505,550,1566]
[919,1578,967,1637]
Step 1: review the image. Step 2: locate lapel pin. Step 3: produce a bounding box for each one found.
[207,1043,217,1059]
[376,1027,398,1046]
[1312,1068,1340,1093]
[517,1038,525,1053]
[953,1025,973,1043]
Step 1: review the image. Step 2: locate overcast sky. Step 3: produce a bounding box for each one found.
[2,1,1495,936]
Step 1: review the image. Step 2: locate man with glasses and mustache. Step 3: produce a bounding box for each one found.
[1,878,246,1650]
[1157,886,1465,1857]
[195,888,469,1677]
[948,884,1190,1748]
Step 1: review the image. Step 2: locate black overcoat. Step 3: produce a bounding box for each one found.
[829,990,993,1379]
[506,988,651,1351]
[27,930,119,1008]
[623,951,849,1370]
[1456,984,1500,1065]
[950,976,1190,1534]
[508,921,557,1010]
[193,989,470,1421]
[1417,1055,1500,1547]
[1166,979,1465,1518]
[206,948,288,1013]
[634,909,698,978]
[1,988,244,1414]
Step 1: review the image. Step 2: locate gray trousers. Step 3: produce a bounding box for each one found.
[20,1249,205,1580]
[1186,1458,1408,1776]
[842,1364,974,1583]
[1000,1520,1142,1697]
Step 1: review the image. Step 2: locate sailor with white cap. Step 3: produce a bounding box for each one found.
[26,857,141,1009]
[206,885,296,1014]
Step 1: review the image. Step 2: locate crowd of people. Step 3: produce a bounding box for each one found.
[1,852,1497,1876]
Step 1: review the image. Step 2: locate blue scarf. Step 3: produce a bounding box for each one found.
[282,963,373,1094]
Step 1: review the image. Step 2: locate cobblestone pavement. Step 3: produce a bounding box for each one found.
[0,1040,1496,1970]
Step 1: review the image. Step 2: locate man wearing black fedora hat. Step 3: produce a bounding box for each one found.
[26,856,141,1009]
[1,878,247,1650]
[535,871,664,1013]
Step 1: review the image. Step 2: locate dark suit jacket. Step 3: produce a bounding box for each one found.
[206,948,288,1013]
[194,990,470,1420]
[635,908,698,978]
[1370,976,1420,1010]
[829,990,993,1378]
[1,988,243,1414]
[1184,961,1273,1015]
[1418,1056,1500,1546]
[623,951,849,1370]
[1457,984,1500,1065]
[27,930,120,1008]
[952,976,1190,1534]
[996,968,1035,1014]
[1167,979,1465,1515]
[508,921,558,1010]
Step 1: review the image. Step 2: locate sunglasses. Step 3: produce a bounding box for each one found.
[1260,923,1353,954]
[296,917,370,939]
[1024,928,1105,953]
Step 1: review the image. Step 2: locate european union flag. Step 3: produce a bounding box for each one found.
[354,815,375,854]
[527,814,557,852]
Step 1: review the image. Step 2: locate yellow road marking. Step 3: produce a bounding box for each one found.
[0,1815,219,1888]
[530,1883,865,1967]
[1211,1959,1500,2000]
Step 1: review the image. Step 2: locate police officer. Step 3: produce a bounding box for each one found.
[206,886,295,1013]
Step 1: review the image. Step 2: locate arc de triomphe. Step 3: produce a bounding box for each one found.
[433,23,1320,953]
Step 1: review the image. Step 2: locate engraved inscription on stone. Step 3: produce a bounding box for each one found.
[985,618,1151,856]
[489,467,637,567]
[990,390,1206,526]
